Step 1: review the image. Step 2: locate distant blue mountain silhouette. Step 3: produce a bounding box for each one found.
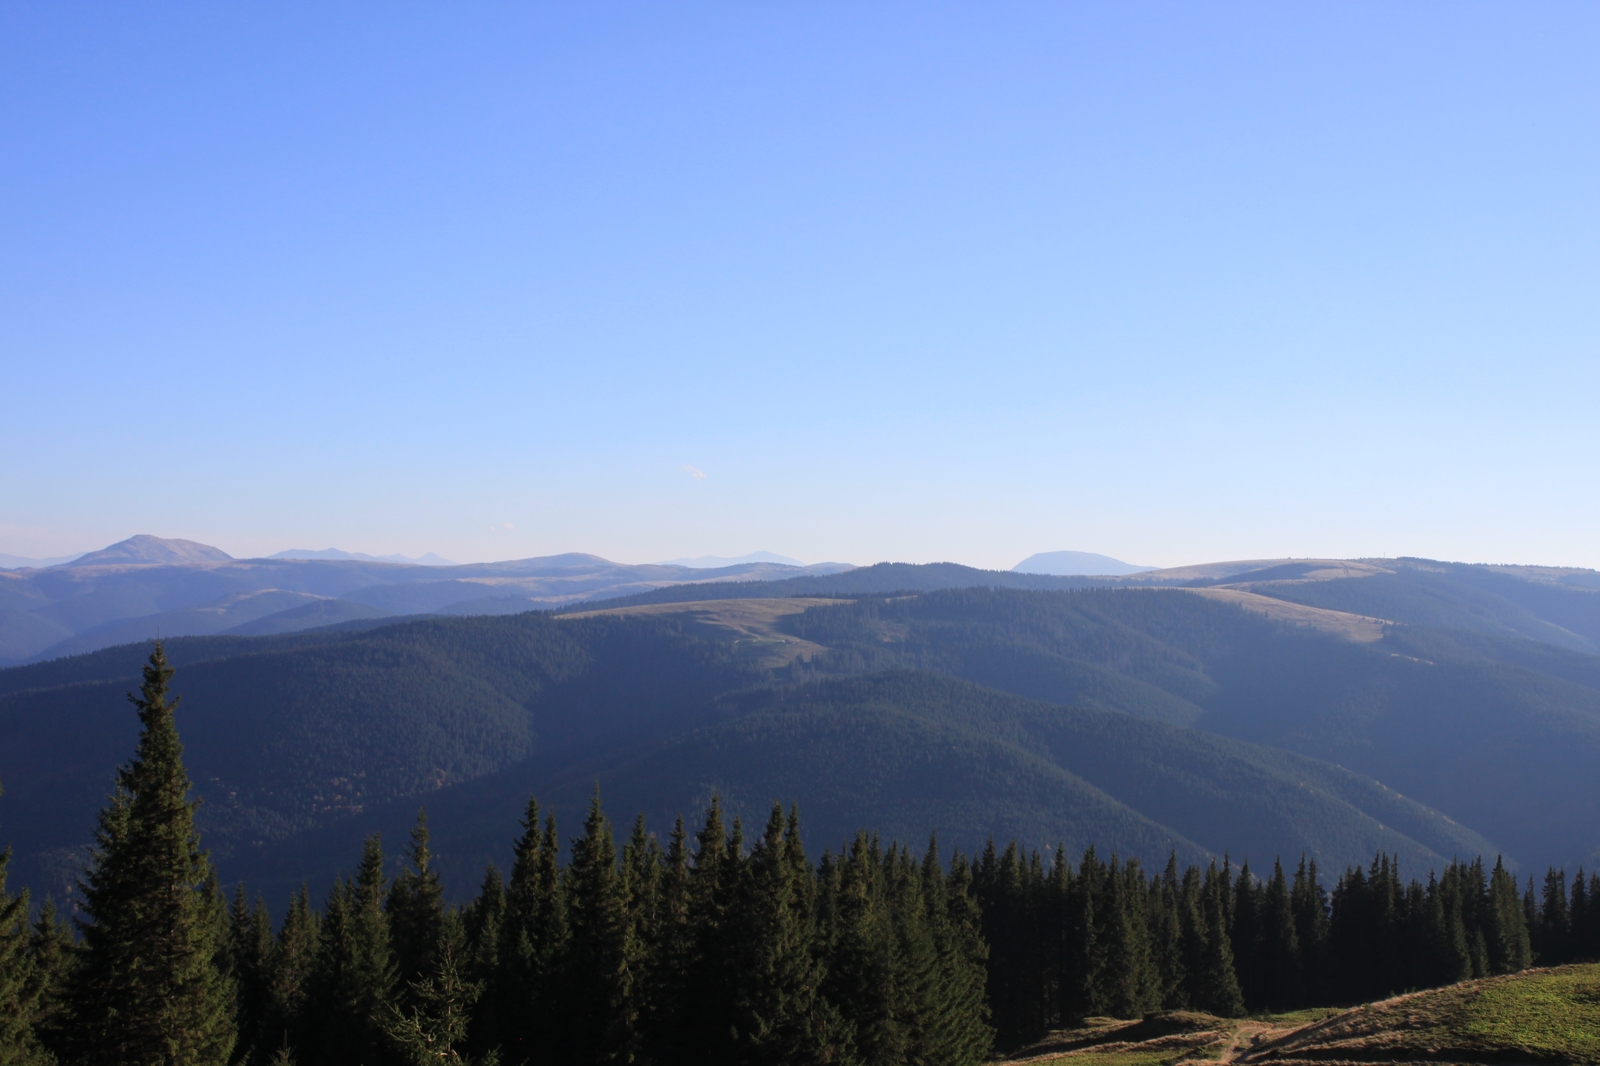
[1013,550,1153,576]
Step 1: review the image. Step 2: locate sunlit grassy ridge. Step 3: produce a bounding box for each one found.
[1003,965,1600,1066]
[1245,963,1600,1064]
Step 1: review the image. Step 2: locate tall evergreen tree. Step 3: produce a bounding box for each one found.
[388,811,447,992]
[381,946,492,1066]
[1149,856,1186,1011]
[494,798,567,1066]
[227,886,276,1064]
[642,816,692,1066]
[26,896,74,1061]
[65,643,237,1066]
[463,866,504,987]
[1192,862,1243,1018]
[1486,858,1531,974]
[265,886,318,1058]
[0,796,51,1066]
[460,864,504,1061]
[1066,848,1105,1022]
[727,804,836,1066]
[564,789,637,1065]
[676,797,745,1064]
[1098,857,1157,1019]
[935,847,994,1066]
[1255,861,1302,1011]
[1230,862,1262,1010]
[1536,868,1570,965]
[305,836,395,1066]
[824,833,901,1064]
[1571,871,1596,962]
[1437,869,1474,987]
[1289,858,1328,1003]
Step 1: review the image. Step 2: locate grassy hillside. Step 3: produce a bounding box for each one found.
[1244,561,1600,653]
[1243,964,1600,1065]
[997,965,1600,1066]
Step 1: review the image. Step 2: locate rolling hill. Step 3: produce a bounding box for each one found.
[1000,964,1600,1066]
[8,574,1591,907]
[0,534,856,665]
[5,553,1600,908]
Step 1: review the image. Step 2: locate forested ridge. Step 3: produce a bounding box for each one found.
[4,649,1600,1065]
[6,583,1600,905]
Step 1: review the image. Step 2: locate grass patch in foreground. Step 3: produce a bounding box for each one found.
[1248,1007,1339,1027]
[1449,964,1600,1062]
[1240,964,1600,1065]
[1034,1051,1182,1066]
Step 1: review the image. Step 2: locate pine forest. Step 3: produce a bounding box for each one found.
[3,647,1600,1066]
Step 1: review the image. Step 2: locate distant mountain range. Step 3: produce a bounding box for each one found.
[1013,550,1154,576]
[6,552,1600,909]
[269,547,457,565]
[0,535,859,666]
[0,552,84,570]
[660,551,807,567]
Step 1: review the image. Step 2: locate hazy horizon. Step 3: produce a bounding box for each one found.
[4,532,1595,576]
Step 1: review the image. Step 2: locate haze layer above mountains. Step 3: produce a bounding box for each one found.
[3,538,1599,909]
[0,535,857,665]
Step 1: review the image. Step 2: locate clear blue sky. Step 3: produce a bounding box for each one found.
[4,3,1597,569]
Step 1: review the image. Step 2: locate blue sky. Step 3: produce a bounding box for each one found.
[3,3,1597,568]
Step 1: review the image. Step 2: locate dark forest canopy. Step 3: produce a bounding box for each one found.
[4,581,1600,906]
[2,650,1598,1065]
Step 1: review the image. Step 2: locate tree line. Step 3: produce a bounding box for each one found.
[2,645,1598,1065]
[973,841,1600,1043]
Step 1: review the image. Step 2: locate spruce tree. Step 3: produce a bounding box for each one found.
[934,845,993,1066]
[1255,861,1302,1011]
[1175,866,1207,1012]
[1537,868,1570,965]
[1439,869,1474,986]
[305,836,395,1066]
[887,844,943,1064]
[26,896,74,1061]
[1150,855,1186,1011]
[619,817,664,1063]
[227,886,276,1065]
[1099,857,1157,1019]
[1229,862,1262,1010]
[1486,858,1530,974]
[1571,871,1595,962]
[678,796,744,1063]
[727,804,835,1066]
[0,803,51,1066]
[266,886,318,1058]
[460,864,504,1059]
[494,798,567,1066]
[1289,858,1328,1002]
[824,833,901,1063]
[564,789,637,1065]
[388,810,447,991]
[65,643,237,1066]
[381,946,492,1066]
[1192,862,1243,1018]
[642,815,692,1066]
[1040,847,1074,1024]
[1067,848,1105,1022]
